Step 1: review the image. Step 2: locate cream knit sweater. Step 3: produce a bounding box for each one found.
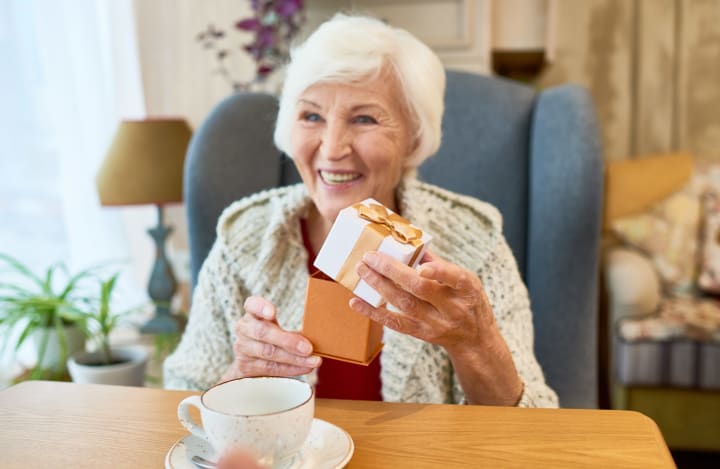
[163,178,558,407]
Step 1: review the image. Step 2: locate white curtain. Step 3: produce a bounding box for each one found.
[0,0,147,377]
[35,0,146,275]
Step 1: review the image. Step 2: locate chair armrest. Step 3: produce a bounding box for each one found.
[604,247,662,320]
[528,84,603,408]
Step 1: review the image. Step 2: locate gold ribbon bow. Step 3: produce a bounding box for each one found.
[354,203,423,245]
[335,202,425,299]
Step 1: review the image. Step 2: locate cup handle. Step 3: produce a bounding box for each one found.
[178,395,207,441]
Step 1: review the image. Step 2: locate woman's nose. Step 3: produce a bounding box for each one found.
[319,121,351,160]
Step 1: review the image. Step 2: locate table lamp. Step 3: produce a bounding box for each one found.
[96,118,192,334]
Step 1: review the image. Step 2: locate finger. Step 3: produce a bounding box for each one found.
[237,315,314,357]
[236,338,321,369]
[417,249,451,277]
[417,256,473,291]
[243,296,277,322]
[360,252,439,302]
[349,297,417,333]
[418,248,441,264]
[416,249,450,280]
[356,261,427,314]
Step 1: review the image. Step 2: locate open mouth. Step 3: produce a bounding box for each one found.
[319,170,362,185]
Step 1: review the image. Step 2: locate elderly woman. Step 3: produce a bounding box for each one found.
[164,14,558,408]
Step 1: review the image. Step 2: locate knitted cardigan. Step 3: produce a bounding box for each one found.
[163,178,559,407]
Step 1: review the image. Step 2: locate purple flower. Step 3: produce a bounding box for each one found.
[257,65,274,76]
[236,18,260,31]
[244,44,263,61]
[276,0,303,18]
[258,26,275,48]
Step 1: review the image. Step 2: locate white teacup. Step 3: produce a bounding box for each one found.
[177,377,314,463]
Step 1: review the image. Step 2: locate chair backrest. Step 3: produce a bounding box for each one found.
[184,70,604,408]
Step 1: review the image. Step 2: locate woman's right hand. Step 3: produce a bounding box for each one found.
[220,296,321,382]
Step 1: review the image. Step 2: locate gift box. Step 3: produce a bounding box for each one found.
[302,273,383,365]
[313,198,432,307]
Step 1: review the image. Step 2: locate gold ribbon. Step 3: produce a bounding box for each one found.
[336,203,424,295]
[354,203,423,245]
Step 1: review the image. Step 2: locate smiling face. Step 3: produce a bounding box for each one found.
[290,71,415,231]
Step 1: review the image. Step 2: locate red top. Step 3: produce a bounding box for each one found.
[300,219,382,401]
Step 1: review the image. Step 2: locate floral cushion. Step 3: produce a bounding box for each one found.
[611,182,702,295]
[618,296,720,342]
[698,190,720,295]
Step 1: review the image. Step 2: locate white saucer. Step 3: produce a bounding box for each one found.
[165,418,354,469]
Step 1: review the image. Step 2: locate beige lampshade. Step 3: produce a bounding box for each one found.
[96,118,192,206]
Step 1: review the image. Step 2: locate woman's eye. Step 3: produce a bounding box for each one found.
[302,112,322,122]
[353,115,377,125]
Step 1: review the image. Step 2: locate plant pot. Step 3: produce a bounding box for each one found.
[67,345,149,386]
[24,325,86,371]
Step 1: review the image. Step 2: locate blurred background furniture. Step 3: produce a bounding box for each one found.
[603,152,720,451]
[183,70,604,408]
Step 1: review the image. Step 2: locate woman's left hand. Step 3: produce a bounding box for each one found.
[349,249,494,352]
[349,249,524,405]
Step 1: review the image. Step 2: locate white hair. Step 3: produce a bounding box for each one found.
[273,14,446,170]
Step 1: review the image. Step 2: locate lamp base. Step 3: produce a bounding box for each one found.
[142,205,182,336]
[140,313,181,335]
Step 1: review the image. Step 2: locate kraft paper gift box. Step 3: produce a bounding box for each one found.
[302,274,384,364]
[301,199,431,364]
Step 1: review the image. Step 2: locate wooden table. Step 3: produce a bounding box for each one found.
[0,381,675,468]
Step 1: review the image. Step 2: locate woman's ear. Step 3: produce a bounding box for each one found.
[404,129,421,162]
[410,134,421,154]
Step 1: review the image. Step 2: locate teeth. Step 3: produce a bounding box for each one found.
[320,171,361,184]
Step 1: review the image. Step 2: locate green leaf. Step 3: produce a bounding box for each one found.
[54,311,68,367]
[30,327,50,379]
[59,268,93,300]
[0,254,44,289]
[14,318,38,351]
[58,304,86,322]
[0,282,35,296]
[58,258,124,301]
[42,263,58,296]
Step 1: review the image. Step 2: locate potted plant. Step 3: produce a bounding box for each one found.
[67,273,149,386]
[0,253,96,381]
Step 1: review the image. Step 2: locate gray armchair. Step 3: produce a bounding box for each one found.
[184,70,604,408]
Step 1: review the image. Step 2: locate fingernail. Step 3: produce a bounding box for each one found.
[261,305,273,319]
[297,341,312,354]
[356,262,369,277]
[306,356,321,366]
[349,298,366,312]
[362,252,378,267]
